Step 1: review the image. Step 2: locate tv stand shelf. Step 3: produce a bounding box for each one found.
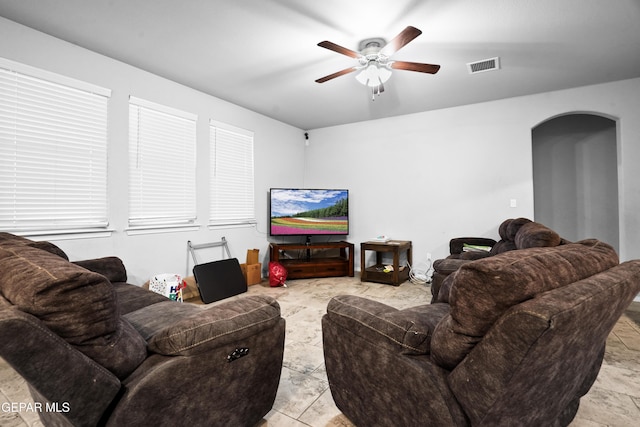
[269,241,354,279]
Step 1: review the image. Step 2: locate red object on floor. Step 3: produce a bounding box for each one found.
[268,261,287,287]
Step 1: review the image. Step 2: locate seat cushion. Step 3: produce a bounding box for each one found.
[114,281,170,315]
[431,239,618,369]
[0,241,146,378]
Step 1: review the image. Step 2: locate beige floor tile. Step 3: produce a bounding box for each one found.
[298,389,354,427]
[573,386,640,427]
[259,409,309,427]
[283,341,326,375]
[594,364,640,397]
[569,417,608,427]
[272,366,329,420]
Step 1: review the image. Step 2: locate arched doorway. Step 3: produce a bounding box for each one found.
[532,113,619,251]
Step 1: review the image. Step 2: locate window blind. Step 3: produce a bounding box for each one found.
[0,60,110,233]
[209,121,255,226]
[128,97,197,227]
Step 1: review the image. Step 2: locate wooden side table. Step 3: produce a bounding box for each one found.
[360,240,412,286]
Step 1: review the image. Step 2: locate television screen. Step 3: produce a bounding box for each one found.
[269,188,349,236]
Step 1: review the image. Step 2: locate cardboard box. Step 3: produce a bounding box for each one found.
[240,262,262,285]
[182,275,200,301]
[246,249,259,265]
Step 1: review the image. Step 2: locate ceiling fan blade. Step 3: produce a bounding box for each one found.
[391,61,440,74]
[381,26,422,55]
[315,66,358,83]
[318,41,361,58]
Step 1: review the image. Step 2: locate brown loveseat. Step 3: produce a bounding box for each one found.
[0,233,285,427]
[431,218,566,302]
[322,238,640,426]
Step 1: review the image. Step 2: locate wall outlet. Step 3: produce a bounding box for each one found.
[510,198,517,208]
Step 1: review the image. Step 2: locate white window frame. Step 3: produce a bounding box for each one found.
[128,96,198,232]
[0,58,111,236]
[209,120,255,227]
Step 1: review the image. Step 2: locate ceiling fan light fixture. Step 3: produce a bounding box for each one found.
[355,62,391,87]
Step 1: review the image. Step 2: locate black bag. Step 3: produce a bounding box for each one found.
[193,258,247,303]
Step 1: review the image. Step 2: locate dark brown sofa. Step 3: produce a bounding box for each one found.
[322,238,640,426]
[0,232,285,427]
[431,218,566,302]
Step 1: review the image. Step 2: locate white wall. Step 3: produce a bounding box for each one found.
[0,18,306,285]
[304,77,640,267]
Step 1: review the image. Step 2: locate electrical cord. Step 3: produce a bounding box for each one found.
[407,256,433,285]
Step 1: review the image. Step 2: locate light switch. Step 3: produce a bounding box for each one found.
[510,199,517,208]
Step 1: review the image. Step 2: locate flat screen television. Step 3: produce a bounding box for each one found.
[269,188,349,238]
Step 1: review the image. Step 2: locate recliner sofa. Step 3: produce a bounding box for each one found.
[322,238,640,426]
[431,218,566,302]
[0,232,285,426]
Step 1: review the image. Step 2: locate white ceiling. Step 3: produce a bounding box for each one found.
[1,0,639,130]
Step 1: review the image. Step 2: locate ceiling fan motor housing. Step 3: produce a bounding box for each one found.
[358,37,386,52]
[358,38,391,67]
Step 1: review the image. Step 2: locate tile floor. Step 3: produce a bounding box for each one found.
[1,276,639,426]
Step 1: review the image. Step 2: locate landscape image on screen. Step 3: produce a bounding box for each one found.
[270,189,348,235]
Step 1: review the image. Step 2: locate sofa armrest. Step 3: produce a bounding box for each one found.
[325,295,449,355]
[110,296,285,427]
[73,256,127,283]
[449,237,497,255]
[125,295,282,356]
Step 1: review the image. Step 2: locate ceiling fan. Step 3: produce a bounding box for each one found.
[315,26,440,99]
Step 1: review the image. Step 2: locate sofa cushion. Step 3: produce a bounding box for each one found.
[504,217,532,241]
[114,282,170,315]
[497,219,512,241]
[0,232,69,260]
[489,239,517,255]
[73,256,128,283]
[0,242,146,378]
[26,241,69,260]
[433,258,469,275]
[514,221,561,249]
[0,232,33,246]
[431,239,618,370]
[435,272,457,303]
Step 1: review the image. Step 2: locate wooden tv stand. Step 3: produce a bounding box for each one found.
[269,241,354,279]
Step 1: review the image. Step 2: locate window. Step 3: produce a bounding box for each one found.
[209,121,255,226]
[0,58,110,234]
[128,97,197,228]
